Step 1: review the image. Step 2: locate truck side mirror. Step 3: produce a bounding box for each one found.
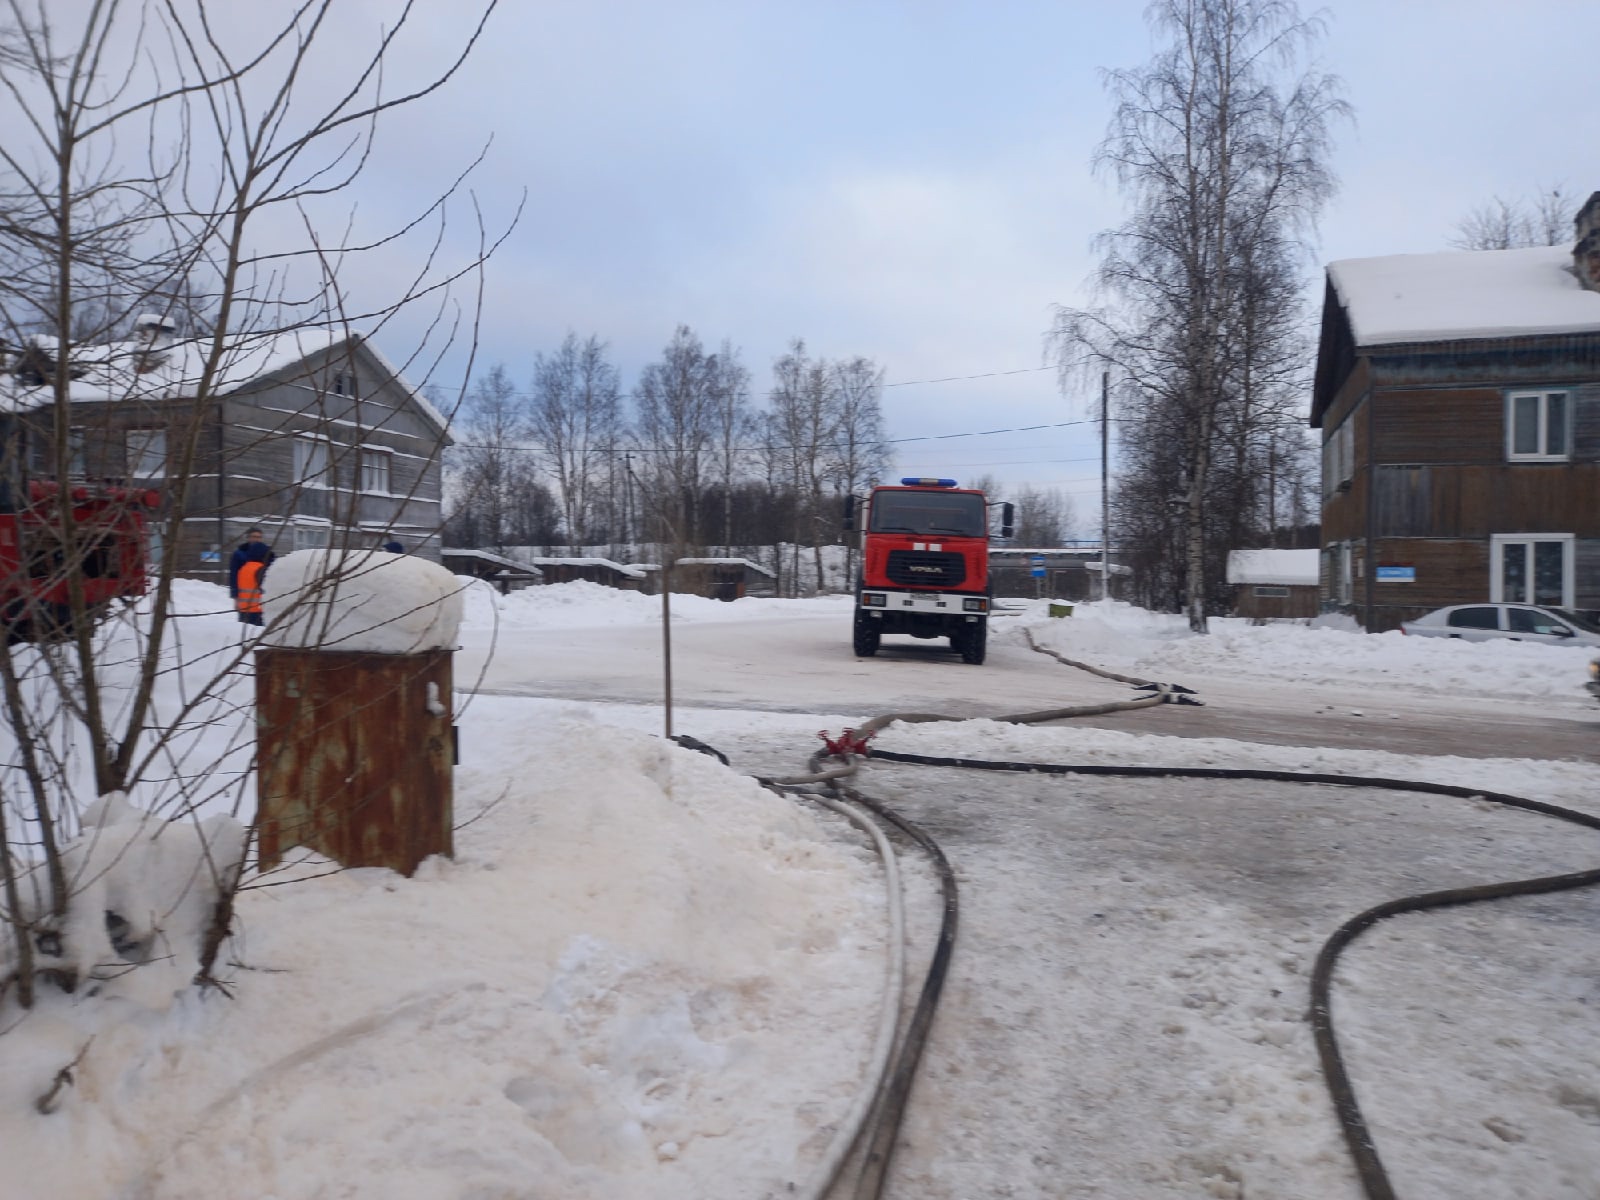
[1000,502,1014,539]
[842,495,856,532]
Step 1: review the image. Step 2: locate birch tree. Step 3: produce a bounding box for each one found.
[0,0,500,1020]
[1051,0,1344,631]
[529,333,622,553]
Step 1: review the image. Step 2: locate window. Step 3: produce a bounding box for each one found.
[1491,534,1573,607]
[359,448,392,493]
[67,426,85,477]
[332,370,355,397]
[1446,606,1500,630]
[293,525,330,551]
[293,437,331,488]
[1252,586,1290,597]
[125,428,167,478]
[1506,391,1569,460]
[1507,607,1571,637]
[1321,417,1354,498]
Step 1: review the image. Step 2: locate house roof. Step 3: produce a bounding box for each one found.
[674,557,777,579]
[440,548,543,575]
[3,326,448,437]
[1327,245,1600,347]
[1226,548,1318,587]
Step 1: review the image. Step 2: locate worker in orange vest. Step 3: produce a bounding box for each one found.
[228,527,275,626]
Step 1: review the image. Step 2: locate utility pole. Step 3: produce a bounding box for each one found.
[1100,370,1111,602]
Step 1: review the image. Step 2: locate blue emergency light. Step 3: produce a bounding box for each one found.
[900,477,958,488]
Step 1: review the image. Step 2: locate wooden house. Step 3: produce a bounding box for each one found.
[669,557,777,601]
[3,320,449,584]
[1311,193,1600,631]
[1226,548,1319,621]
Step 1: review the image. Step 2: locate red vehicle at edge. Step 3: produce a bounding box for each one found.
[845,477,1013,665]
[0,479,157,643]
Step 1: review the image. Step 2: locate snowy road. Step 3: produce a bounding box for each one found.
[457,605,1600,765]
[453,591,1600,1198]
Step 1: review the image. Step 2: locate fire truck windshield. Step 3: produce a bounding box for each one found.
[869,489,986,537]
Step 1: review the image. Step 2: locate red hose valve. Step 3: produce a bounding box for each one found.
[817,728,874,759]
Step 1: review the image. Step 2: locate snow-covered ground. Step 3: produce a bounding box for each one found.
[2,582,1597,1199]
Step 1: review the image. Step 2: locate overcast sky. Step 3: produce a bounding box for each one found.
[338,0,1597,519]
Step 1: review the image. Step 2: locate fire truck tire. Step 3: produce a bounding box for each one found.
[958,621,987,665]
[853,611,880,657]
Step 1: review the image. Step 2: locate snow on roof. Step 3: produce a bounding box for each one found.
[1328,245,1600,346]
[2,327,446,434]
[441,547,543,574]
[1226,548,1319,587]
[524,556,646,579]
[674,557,777,578]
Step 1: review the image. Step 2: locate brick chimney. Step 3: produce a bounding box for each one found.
[1575,191,1600,291]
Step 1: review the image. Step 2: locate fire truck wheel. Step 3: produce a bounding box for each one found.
[959,621,987,665]
[852,611,880,657]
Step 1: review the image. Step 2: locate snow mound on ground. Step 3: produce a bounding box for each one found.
[1018,600,1594,700]
[460,578,852,632]
[262,550,464,653]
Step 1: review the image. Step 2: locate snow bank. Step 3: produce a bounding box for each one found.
[263,550,464,653]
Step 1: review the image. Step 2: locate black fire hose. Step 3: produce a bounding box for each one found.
[865,747,1600,1200]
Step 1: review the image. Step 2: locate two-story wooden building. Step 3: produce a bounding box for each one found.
[3,320,449,585]
[1312,194,1600,630]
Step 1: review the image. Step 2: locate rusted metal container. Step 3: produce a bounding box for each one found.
[255,646,453,876]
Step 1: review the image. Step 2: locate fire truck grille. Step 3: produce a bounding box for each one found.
[884,550,967,588]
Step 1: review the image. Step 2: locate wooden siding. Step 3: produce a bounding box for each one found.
[1232,584,1318,620]
[1371,387,1502,463]
[1364,538,1492,632]
[1374,462,1600,538]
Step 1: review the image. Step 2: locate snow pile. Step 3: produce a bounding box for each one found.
[263,550,464,653]
[1,793,247,1012]
[1020,599,1596,700]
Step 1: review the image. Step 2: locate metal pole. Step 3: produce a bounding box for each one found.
[661,557,673,738]
[1100,370,1110,602]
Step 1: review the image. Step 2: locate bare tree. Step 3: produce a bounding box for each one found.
[1052,0,1345,631]
[1010,485,1077,546]
[826,356,889,585]
[705,341,755,557]
[633,325,715,555]
[529,333,622,553]
[0,0,501,1018]
[445,364,528,550]
[767,340,844,595]
[1449,183,1572,251]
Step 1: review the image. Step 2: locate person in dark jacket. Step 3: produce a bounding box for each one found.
[229,528,275,626]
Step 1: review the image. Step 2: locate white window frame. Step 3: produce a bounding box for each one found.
[1490,533,1574,607]
[292,524,331,551]
[359,448,393,494]
[125,427,167,478]
[1506,390,1570,461]
[293,436,332,489]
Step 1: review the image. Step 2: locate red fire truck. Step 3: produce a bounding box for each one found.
[0,479,157,643]
[845,477,1013,665]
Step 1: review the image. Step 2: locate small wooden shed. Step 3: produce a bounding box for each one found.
[440,547,543,593]
[1227,548,1320,621]
[670,557,777,601]
[525,556,647,589]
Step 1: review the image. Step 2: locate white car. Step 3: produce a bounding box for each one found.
[1400,603,1600,648]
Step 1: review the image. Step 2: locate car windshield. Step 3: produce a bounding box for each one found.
[868,489,986,537]
[1552,608,1600,635]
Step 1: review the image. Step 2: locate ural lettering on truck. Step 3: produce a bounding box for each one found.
[844,477,1013,665]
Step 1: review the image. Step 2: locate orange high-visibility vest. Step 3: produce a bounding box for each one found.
[237,560,265,615]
